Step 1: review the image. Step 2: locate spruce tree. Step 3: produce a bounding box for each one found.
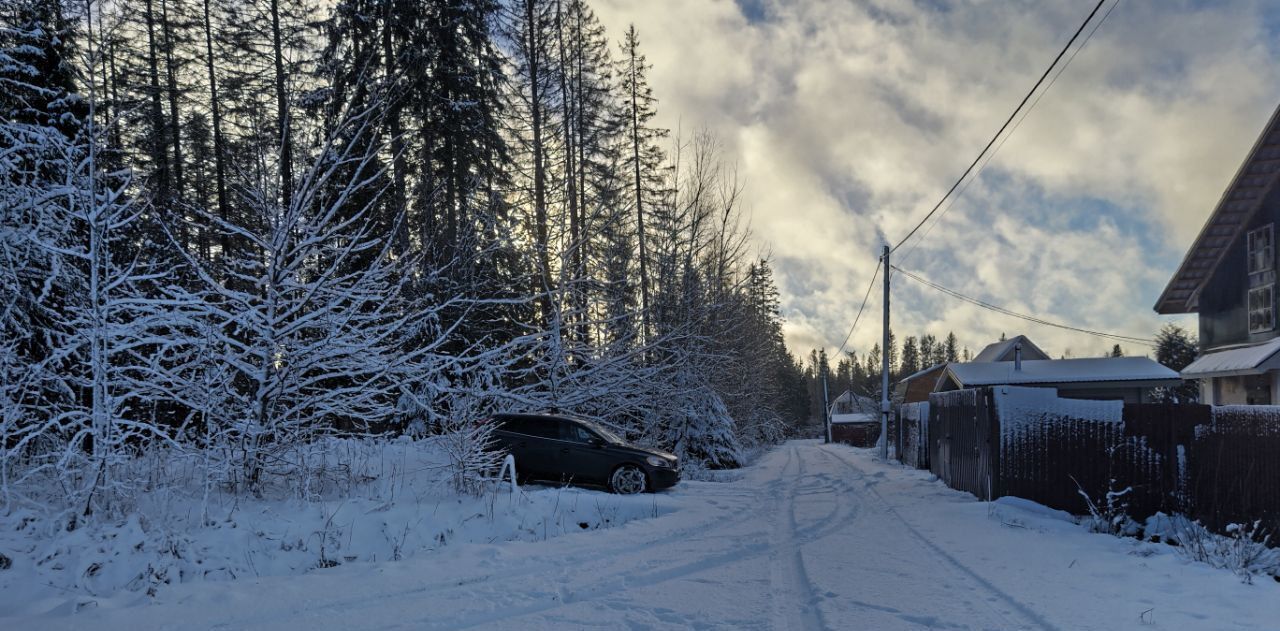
[0,0,87,136]
[619,24,666,345]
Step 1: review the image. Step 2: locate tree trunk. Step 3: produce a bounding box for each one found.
[202,0,230,266]
[382,4,408,253]
[270,0,293,211]
[525,0,551,323]
[556,0,581,347]
[629,42,652,346]
[160,0,184,200]
[143,0,170,201]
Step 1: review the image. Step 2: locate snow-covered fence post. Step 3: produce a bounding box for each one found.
[499,454,519,496]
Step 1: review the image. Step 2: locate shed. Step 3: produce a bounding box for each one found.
[830,412,881,448]
[894,363,947,404]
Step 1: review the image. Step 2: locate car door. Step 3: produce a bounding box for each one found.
[557,420,617,484]
[492,415,559,478]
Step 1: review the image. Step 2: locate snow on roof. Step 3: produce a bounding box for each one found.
[944,356,1180,387]
[897,362,946,384]
[972,335,1049,363]
[1181,337,1280,378]
[831,413,877,424]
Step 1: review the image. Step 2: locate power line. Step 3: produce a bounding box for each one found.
[891,265,1157,347]
[892,0,1109,254]
[835,259,882,358]
[899,0,1123,266]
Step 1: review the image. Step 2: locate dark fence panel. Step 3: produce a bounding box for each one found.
[928,389,997,500]
[928,389,1279,538]
[1000,414,1177,520]
[1192,407,1280,534]
[1121,403,1208,518]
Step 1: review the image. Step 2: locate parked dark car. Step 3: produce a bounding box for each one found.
[487,413,679,494]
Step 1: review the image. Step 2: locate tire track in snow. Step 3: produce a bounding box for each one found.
[768,446,827,631]
[399,446,864,631]
[385,451,791,630]
[791,447,863,543]
[820,444,1061,631]
[232,478,772,627]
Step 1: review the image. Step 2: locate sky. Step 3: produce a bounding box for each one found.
[593,0,1280,362]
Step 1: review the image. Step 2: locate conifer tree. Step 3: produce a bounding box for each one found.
[619,24,665,344]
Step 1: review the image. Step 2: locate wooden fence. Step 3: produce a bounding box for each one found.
[926,387,1280,537]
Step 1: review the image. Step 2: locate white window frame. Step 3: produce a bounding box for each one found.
[1249,284,1275,334]
[1248,224,1274,275]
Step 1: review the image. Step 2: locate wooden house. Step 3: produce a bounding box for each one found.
[895,335,1050,404]
[1156,103,1280,404]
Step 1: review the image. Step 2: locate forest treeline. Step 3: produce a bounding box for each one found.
[0,0,810,521]
[800,331,971,420]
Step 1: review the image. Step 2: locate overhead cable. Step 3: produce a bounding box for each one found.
[892,265,1157,347]
[835,259,883,358]
[892,0,1110,254]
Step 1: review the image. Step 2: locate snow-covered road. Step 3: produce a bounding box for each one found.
[16,441,1278,630]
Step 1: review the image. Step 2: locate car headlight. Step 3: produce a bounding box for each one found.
[646,455,672,468]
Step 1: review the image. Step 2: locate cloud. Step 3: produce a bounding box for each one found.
[594,0,1280,360]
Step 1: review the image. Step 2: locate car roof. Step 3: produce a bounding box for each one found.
[493,412,579,423]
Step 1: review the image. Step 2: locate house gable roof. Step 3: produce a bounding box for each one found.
[972,335,1049,362]
[1155,102,1280,315]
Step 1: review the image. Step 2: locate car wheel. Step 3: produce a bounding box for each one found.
[608,464,648,495]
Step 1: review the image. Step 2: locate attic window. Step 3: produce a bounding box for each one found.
[1248,224,1273,275]
[1249,284,1274,333]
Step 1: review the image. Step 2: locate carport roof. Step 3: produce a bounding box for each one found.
[1181,338,1280,378]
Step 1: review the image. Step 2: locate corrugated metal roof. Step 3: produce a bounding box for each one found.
[897,362,946,384]
[944,356,1180,387]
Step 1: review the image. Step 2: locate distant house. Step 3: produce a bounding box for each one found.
[895,335,1050,404]
[935,356,1181,403]
[1155,103,1280,404]
[827,390,881,448]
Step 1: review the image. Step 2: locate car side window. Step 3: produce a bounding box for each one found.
[524,418,561,439]
[562,422,599,444]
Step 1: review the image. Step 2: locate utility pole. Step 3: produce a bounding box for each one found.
[880,245,891,460]
[821,366,831,444]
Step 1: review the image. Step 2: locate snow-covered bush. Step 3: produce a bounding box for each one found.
[1158,515,1279,583]
[435,408,504,496]
[1073,476,1139,537]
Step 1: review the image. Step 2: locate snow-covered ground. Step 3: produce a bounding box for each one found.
[7,440,1278,630]
[0,437,674,619]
